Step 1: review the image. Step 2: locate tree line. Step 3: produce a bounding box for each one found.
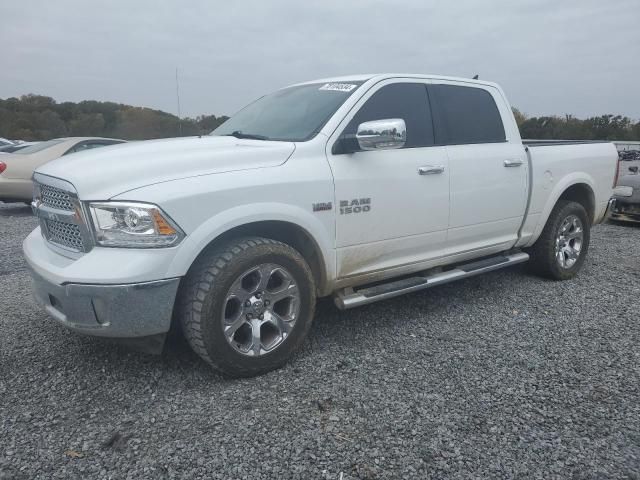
[0,94,228,141]
[513,108,640,141]
[0,94,638,142]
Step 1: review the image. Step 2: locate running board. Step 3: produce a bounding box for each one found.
[334,252,529,310]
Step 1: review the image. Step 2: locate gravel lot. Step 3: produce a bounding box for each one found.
[1,202,639,479]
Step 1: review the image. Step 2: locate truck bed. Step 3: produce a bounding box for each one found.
[517,141,618,248]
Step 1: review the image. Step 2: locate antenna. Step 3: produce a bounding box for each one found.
[175,67,182,136]
[472,74,479,80]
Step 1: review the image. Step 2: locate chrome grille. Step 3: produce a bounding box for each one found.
[33,174,92,254]
[44,219,84,251]
[40,183,74,211]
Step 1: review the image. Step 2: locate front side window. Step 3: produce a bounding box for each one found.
[211,82,363,142]
[430,84,506,145]
[343,83,434,148]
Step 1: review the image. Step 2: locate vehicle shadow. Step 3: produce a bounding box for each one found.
[0,203,32,217]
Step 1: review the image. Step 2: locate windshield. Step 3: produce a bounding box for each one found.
[211,82,363,142]
[15,139,65,154]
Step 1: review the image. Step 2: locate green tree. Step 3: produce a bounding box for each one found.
[0,94,230,141]
[512,108,527,128]
[0,94,637,142]
[518,112,639,141]
[68,113,106,136]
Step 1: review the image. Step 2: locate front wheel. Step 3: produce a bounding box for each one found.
[178,237,316,377]
[527,200,590,280]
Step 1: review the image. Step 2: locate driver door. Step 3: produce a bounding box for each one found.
[326,80,450,280]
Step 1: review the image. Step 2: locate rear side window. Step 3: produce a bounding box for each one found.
[344,83,434,148]
[430,84,506,145]
[65,140,122,155]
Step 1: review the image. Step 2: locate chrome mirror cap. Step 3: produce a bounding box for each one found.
[356,118,406,151]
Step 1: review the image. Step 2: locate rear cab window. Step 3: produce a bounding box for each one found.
[429,84,506,145]
[64,140,124,155]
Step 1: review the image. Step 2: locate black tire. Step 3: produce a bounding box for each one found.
[526,200,590,280]
[178,237,316,377]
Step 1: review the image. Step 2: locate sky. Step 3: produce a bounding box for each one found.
[1,0,639,119]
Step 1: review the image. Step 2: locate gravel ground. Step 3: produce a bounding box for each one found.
[1,202,639,479]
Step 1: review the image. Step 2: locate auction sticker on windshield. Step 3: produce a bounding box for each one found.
[319,83,358,92]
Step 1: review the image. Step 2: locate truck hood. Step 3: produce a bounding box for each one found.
[36,136,296,199]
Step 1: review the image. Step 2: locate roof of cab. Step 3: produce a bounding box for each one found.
[293,73,500,89]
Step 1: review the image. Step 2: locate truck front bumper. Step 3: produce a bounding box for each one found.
[28,266,180,338]
[23,228,181,339]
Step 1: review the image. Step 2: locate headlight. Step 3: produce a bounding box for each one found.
[88,202,184,248]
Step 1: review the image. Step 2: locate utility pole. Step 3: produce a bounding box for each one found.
[175,67,182,136]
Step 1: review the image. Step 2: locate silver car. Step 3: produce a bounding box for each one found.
[611,162,640,222]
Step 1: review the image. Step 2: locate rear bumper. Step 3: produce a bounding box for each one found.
[27,265,180,338]
[610,212,640,222]
[594,198,616,225]
[606,197,617,216]
[610,196,640,222]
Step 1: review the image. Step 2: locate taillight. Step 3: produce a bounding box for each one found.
[613,159,620,188]
[0,162,6,174]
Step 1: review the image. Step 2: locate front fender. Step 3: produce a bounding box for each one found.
[165,202,336,284]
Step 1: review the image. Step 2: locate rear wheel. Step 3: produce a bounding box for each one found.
[178,237,316,377]
[527,200,590,280]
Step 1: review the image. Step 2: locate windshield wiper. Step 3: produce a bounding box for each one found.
[223,130,270,141]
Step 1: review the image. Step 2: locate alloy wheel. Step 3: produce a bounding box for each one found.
[222,263,300,356]
[555,214,584,269]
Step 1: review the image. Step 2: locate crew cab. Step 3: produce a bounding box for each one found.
[23,74,619,377]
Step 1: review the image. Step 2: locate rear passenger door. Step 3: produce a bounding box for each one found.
[429,82,528,253]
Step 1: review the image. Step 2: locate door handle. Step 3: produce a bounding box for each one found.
[504,159,523,167]
[418,165,445,175]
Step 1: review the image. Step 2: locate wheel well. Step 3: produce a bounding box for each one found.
[558,183,595,223]
[196,221,327,294]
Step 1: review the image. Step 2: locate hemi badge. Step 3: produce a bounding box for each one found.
[312,202,332,212]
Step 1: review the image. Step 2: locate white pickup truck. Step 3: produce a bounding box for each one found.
[23,74,619,377]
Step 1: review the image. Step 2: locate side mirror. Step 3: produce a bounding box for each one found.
[629,166,639,174]
[355,118,406,151]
